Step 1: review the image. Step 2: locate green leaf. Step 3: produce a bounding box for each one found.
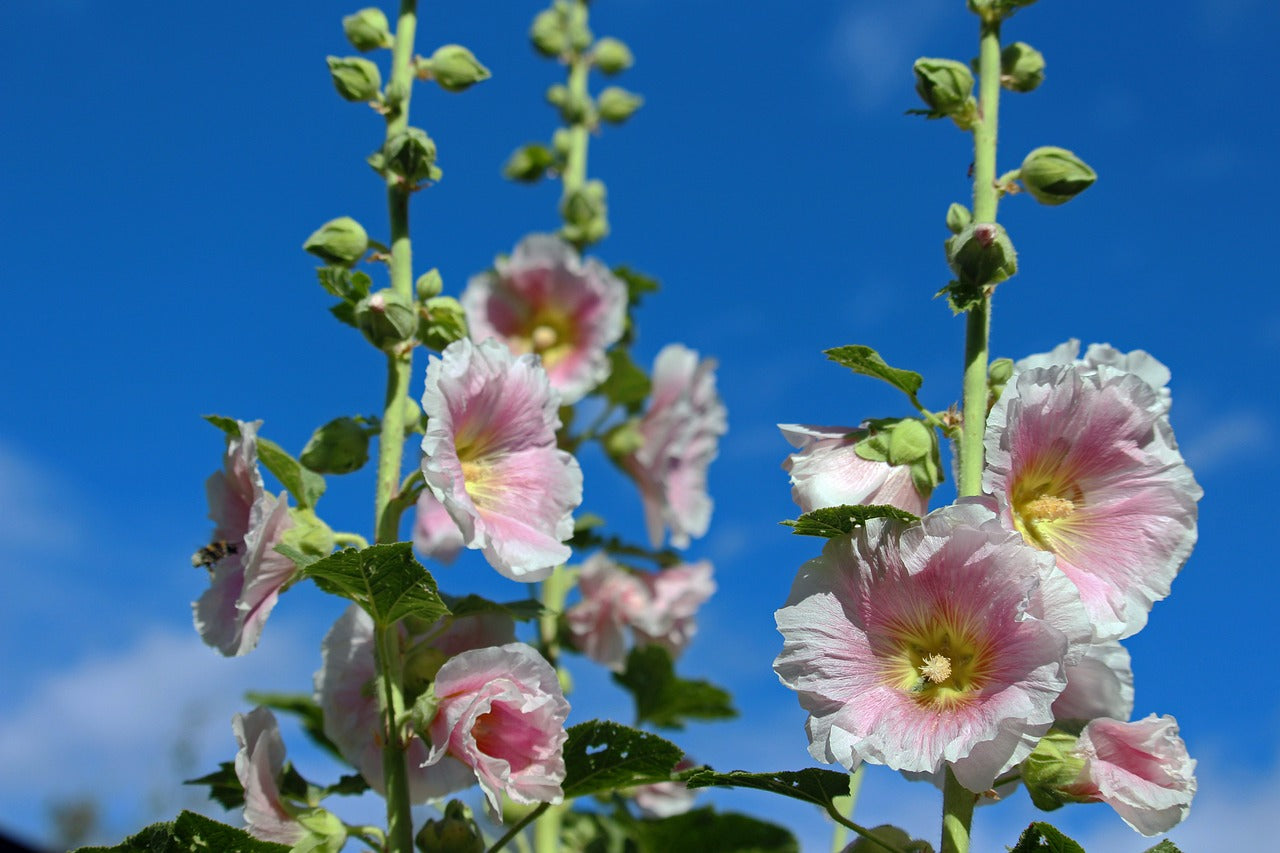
[440,593,546,622]
[1142,843,1183,853]
[597,348,651,408]
[243,692,345,763]
[613,265,660,306]
[74,810,290,852]
[183,761,244,810]
[635,808,797,853]
[303,543,449,627]
[781,504,920,538]
[322,773,371,798]
[559,810,633,853]
[256,437,326,509]
[613,646,737,730]
[824,345,924,398]
[682,768,852,812]
[1009,822,1086,853]
[329,301,358,327]
[274,542,322,571]
[561,720,684,799]
[203,414,242,437]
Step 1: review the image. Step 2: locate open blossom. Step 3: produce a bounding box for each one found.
[1014,339,1172,416]
[425,643,571,811]
[421,339,583,582]
[233,707,303,844]
[774,501,1082,792]
[315,605,515,803]
[1053,638,1134,724]
[624,344,727,548]
[1062,715,1196,836]
[193,420,297,657]
[985,363,1201,639]
[462,234,627,404]
[631,561,715,656]
[780,424,930,516]
[413,489,465,565]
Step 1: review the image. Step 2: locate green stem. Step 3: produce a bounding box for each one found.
[374,624,414,853]
[538,566,573,669]
[821,798,901,853]
[486,802,550,853]
[941,767,977,853]
[533,802,565,853]
[562,53,590,199]
[333,532,370,549]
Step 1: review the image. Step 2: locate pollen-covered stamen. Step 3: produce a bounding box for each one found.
[530,324,559,352]
[1024,494,1076,522]
[919,653,953,685]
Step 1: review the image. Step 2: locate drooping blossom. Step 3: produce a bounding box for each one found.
[421,338,583,582]
[1062,715,1196,836]
[314,604,516,802]
[631,756,698,818]
[193,420,297,657]
[462,234,627,404]
[630,560,716,657]
[1014,339,1172,416]
[779,424,930,516]
[1052,638,1134,724]
[624,344,727,548]
[984,363,1201,639]
[774,500,1084,792]
[233,707,303,844]
[413,489,465,565]
[565,553,649,671]
[425,642,571,811]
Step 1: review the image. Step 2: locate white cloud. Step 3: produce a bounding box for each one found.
[826,1,950,113]
[1181,410,1269,476]
[0,439,83,550]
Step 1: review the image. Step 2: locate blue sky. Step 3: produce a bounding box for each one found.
[2,0,1277,849]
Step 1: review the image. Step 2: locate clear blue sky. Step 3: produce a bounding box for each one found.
[2,0,1277,849]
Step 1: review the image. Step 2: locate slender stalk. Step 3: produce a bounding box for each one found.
[562,51,590,200]
[533,802,564,853]
[941,767,977,853]
[374,624,414,853]
[487,803,550,853]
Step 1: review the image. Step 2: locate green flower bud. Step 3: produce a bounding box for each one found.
[886,419,933,466]
[300,417,369,475]
[988,357,1014,403]
[551,128,573,159]
[1019,146,1097,206]
[342,8,393,52]
[304,217,369,267]
[503,143,554,183]
[597,87,643,124]
[561,180,608,244]
[416,800,484,853]
[326,55,382,102]
[593,37,634,74]
[282,508,336,560]
[403,647,448,700]
[294,808,347,853]
[603,419,645,459]
[945,202,972,235]
[946,222,1018,288]
[384,127,441,185]
[415,268,443,300]
[1022,730,1090,812]
[1001,42,1045,93]
[402,395,424,435]
[551,88,592,125]
[913,57,974,120]
[418,296,468,351]
[530,9,567,57]
[356,288,418,350]
[423,44,491,93]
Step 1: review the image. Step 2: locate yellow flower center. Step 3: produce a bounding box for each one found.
[1011,462,1083,553]
[520,310,574,367]
[885,615,991,710]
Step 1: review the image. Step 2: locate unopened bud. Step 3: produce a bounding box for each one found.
[357,288,418,350]
[282,508,336,560]
[1022,730,1090,812]
[603,419,645,459]
[422,44,491,93]
[294,807,347,853]
[945,202,972,235]
[1001,42,1045,93]
[304,217,368,267]
[946,222,1017,287]
[326,55,382,102]
[418,296,468,351]
[416,800,484,853]
[530,9,567,57]
[913,58,974,121]
[1019,146,1096,206]
[593,37,634,74]
[503,143,554,183]
[300,417,369,475]
[384,127,441,185]
[415,269,443,300]
[342,8,393,52]
[597,87,643,124]
[561,180,609,244]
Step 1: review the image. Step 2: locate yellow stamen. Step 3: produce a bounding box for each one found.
[919,653,953,685]
[530,324,558,352]
[1023,494,1076,522]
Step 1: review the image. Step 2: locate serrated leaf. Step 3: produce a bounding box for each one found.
[1142,843,1182,853]
[824,345,924,398]
[635,808,797,853]
[781,504,920,538]
[329,301,358,327]
[243,692,345,763]
[682,768,852,812]
[1009,822,1086,853]
[256,437,326,509]
[440,593,546,622]
[302,542,449,627]
[598,348,651,408]
[561,720,684,799]
[183,761,244,810]
[74,810,290,852]
[613,646,736,730]
[612,265,660,306]
[323,773,371,798]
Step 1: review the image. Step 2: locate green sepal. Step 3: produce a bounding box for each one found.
[202,416,326,508]
[592,37,634,75]
[1009,822,1085,853]
[503,143,556,183]
[782,504,920,538]
[300,417,370,475]
[342,8,393,52]
[612,646,737,730]
[301,542,449,628]
[73,810,290,853]
[945,202,972,235]
[405,682,440,735]
[823,344,924,398]
[682,767,852,813]
[281,507,336,560]
[316,266,372,303]
[1022,730,1090,811]
[1001,41,1045,92]
[418,295,468,351]
[597,87,644,124]
[292,808,347,853]
[602,418,645,459]
[326,55,381,102]
[417,800,484,853]
[561,720,685,799]
[383,127,441,187]
[1020,146,1097,206]
[303,217,368,267]
[421,45,491,93]
[440,592,547,622]
[598,348,651,409]
[912,57,976,127]
[530,8,568,58]
[613,265,661,305]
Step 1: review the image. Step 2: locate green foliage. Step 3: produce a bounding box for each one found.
[243,691,345,762]
[300,417,370,475]
[613,646,737,730]
[183,761,243,810]
[1142,842,1183,853]
[633,808,797,853]
[613,266,660,307]
[203,416,326,508]
[1009,822,1085,853]
[440,592,546,622]
[824,345,924,399]
[598,349,651,409]
[74,810,289,853]
[781,504,920,538]
[302,543,449,627]
[561,720,684,798]
[683,768,852,813]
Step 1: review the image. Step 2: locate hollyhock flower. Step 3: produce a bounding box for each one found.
[462,234,627,404]
[624,344,727,548]
[425,642,571,811]
[632,756,698,818]
[193,420,297,657]
[631,561,716,657]
[233,707,303,844]
[421,338,583,582]
[413,489,465,564]
[985,363,1201,639]
[1052,639,1134,724]
[565,553,649,671]
[315,605,515,802]
[774,501,1081,792]
[1014,339,1172,416]
[780,424,930,516]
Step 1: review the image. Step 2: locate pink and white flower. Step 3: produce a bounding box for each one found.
[462,234,627,404]
[314,605,516,803]
[1052,639,1134,724]
[413,489,465,565]
[1062,715,1196,836]
[233,707,303,844]
[631,561,716,657]
[193,420,297,657]
[565,554,649,671]
[774,501,1080,792]
[985,363,1201,639]
[421,339,583,582]
[780,424,930,516]
[624,344,727,548]
[1014,339,1172,416]
[425,642,571,811]
[631,756,698,818]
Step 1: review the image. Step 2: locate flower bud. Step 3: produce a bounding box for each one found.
[549,86,592,125]
[418,296,468,351]
[384,127,441,185]
[913,57,974,120]
[342,8,393,52]
[945,202,971,235]
[326,55,382,102]
[415,268,443,300]
[561,180,609,244]
[416,800,484,853]
[946,222,1018,287]
[357,288,418,350]
[1019,146,1097,206]
[551,128,573,159]
[503,143,554,183]
[303,217,368,267]
[283,508,336,559]
[603,419,645,459]
[294,807,348,853]
[597,87,644,124]
[402,395,423,434]
[988,357,1014,402]
[593,37,634,74]
[530,9,567,57]
[422,44,491,93]
[300,417,369,474]
[1001,41,1045,92]
[1022,730,1090,811]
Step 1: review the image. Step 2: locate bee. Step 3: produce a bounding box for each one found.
[191,540,238,569]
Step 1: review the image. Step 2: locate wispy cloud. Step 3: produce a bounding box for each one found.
[0,439,83,551]
[1181,410,1269,476]
[826,0,951,113]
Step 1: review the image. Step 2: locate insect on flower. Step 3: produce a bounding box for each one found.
[191,539,238,569]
